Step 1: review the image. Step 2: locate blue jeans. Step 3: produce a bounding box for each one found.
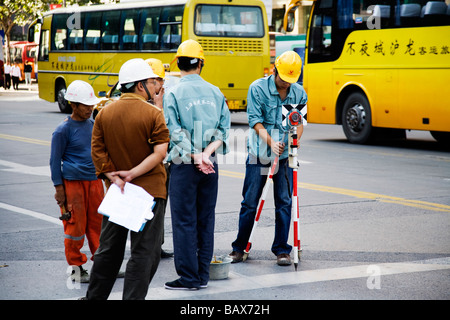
[169,162,218,287]
[232,155,293,256]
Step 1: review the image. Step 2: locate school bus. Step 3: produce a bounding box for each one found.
[284,0,450,144]
[28,0,270,113]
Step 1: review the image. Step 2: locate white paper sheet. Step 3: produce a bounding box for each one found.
[97,182,154,232]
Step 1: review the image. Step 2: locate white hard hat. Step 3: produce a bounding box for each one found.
[64,80,101,106]
[118,58,158,89]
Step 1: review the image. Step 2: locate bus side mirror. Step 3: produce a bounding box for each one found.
[283,0,301,32]
[285,12,296,32]
[28,18,42,43]
[28,25,35,43]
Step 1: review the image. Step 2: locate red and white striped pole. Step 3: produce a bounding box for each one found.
[288,112,302,271]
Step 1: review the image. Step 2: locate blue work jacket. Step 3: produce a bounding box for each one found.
[247,75,307,161]
[163,74,231,164]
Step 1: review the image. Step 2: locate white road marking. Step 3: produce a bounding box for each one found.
[106,259,450,300]
[0,202,60,225]
[2,200,448,300]
[0,159,51,177]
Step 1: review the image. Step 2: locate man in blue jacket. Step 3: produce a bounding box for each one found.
[164,39,230,290]
[230,51,307,266]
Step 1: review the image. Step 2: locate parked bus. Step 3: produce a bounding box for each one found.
[8,41,38,80]
[28,0,270,113]
[284,0,450,144]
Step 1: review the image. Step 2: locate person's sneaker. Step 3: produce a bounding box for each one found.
[276,253,292,266]
[165,279,199,291]
[161,249,174,258]
[228,251,244,263]
[71,265,90,283]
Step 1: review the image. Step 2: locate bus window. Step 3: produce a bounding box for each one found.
[66,13,84,51]
[68,29,84,50]
[194,5,264,37]
[141,7,161,50]
[160,5,183,50]
[27,46,37,60]
[416,1,450,26]
[10,46,23,63]
[51,14,68,50]
[309,14,333,61]
[85,11,102,50]
[39,30,49,61]
[122,9,140,50]
[102,11,121,50]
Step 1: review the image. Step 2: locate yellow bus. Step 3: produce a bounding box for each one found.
[284,0,450,144]
[28,0,270,113]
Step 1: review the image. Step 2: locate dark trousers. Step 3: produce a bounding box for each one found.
[86,198,164,300]
[4,74,11,89]
[232,156,293,256]
[169,162,218,287]
[12,76,19,90]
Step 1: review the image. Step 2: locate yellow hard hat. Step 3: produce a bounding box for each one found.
[175,39,205,61]
[275,51,302,83]
[145,58,165,79]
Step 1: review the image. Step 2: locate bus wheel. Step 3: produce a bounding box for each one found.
[56,83,71,114]
[430,131,450,146]
[342,92,373,144]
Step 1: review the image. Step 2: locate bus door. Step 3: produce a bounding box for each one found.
[306,2,334,124]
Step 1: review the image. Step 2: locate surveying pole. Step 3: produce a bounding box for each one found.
[287,110,302,271]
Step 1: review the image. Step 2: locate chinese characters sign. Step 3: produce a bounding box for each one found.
[346,39,450,57]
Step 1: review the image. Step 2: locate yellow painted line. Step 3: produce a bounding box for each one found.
[0,133,51,146]
[2,134,448,213]
[220,169,450,213]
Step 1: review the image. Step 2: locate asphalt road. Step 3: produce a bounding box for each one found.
[0,84,449,305]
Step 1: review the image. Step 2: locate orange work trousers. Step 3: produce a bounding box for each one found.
[62,179,104,267]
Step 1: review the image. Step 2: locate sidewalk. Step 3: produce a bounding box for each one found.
[0,81,39,95]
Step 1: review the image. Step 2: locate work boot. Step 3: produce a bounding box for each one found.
[277,253,292,266]
[71,265,90,283]
[228,251,244,263]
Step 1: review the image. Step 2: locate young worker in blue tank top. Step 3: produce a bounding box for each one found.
[163,40,230,290]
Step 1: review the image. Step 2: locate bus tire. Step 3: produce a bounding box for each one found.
[341,92,374,144]
[56,82,71,114]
